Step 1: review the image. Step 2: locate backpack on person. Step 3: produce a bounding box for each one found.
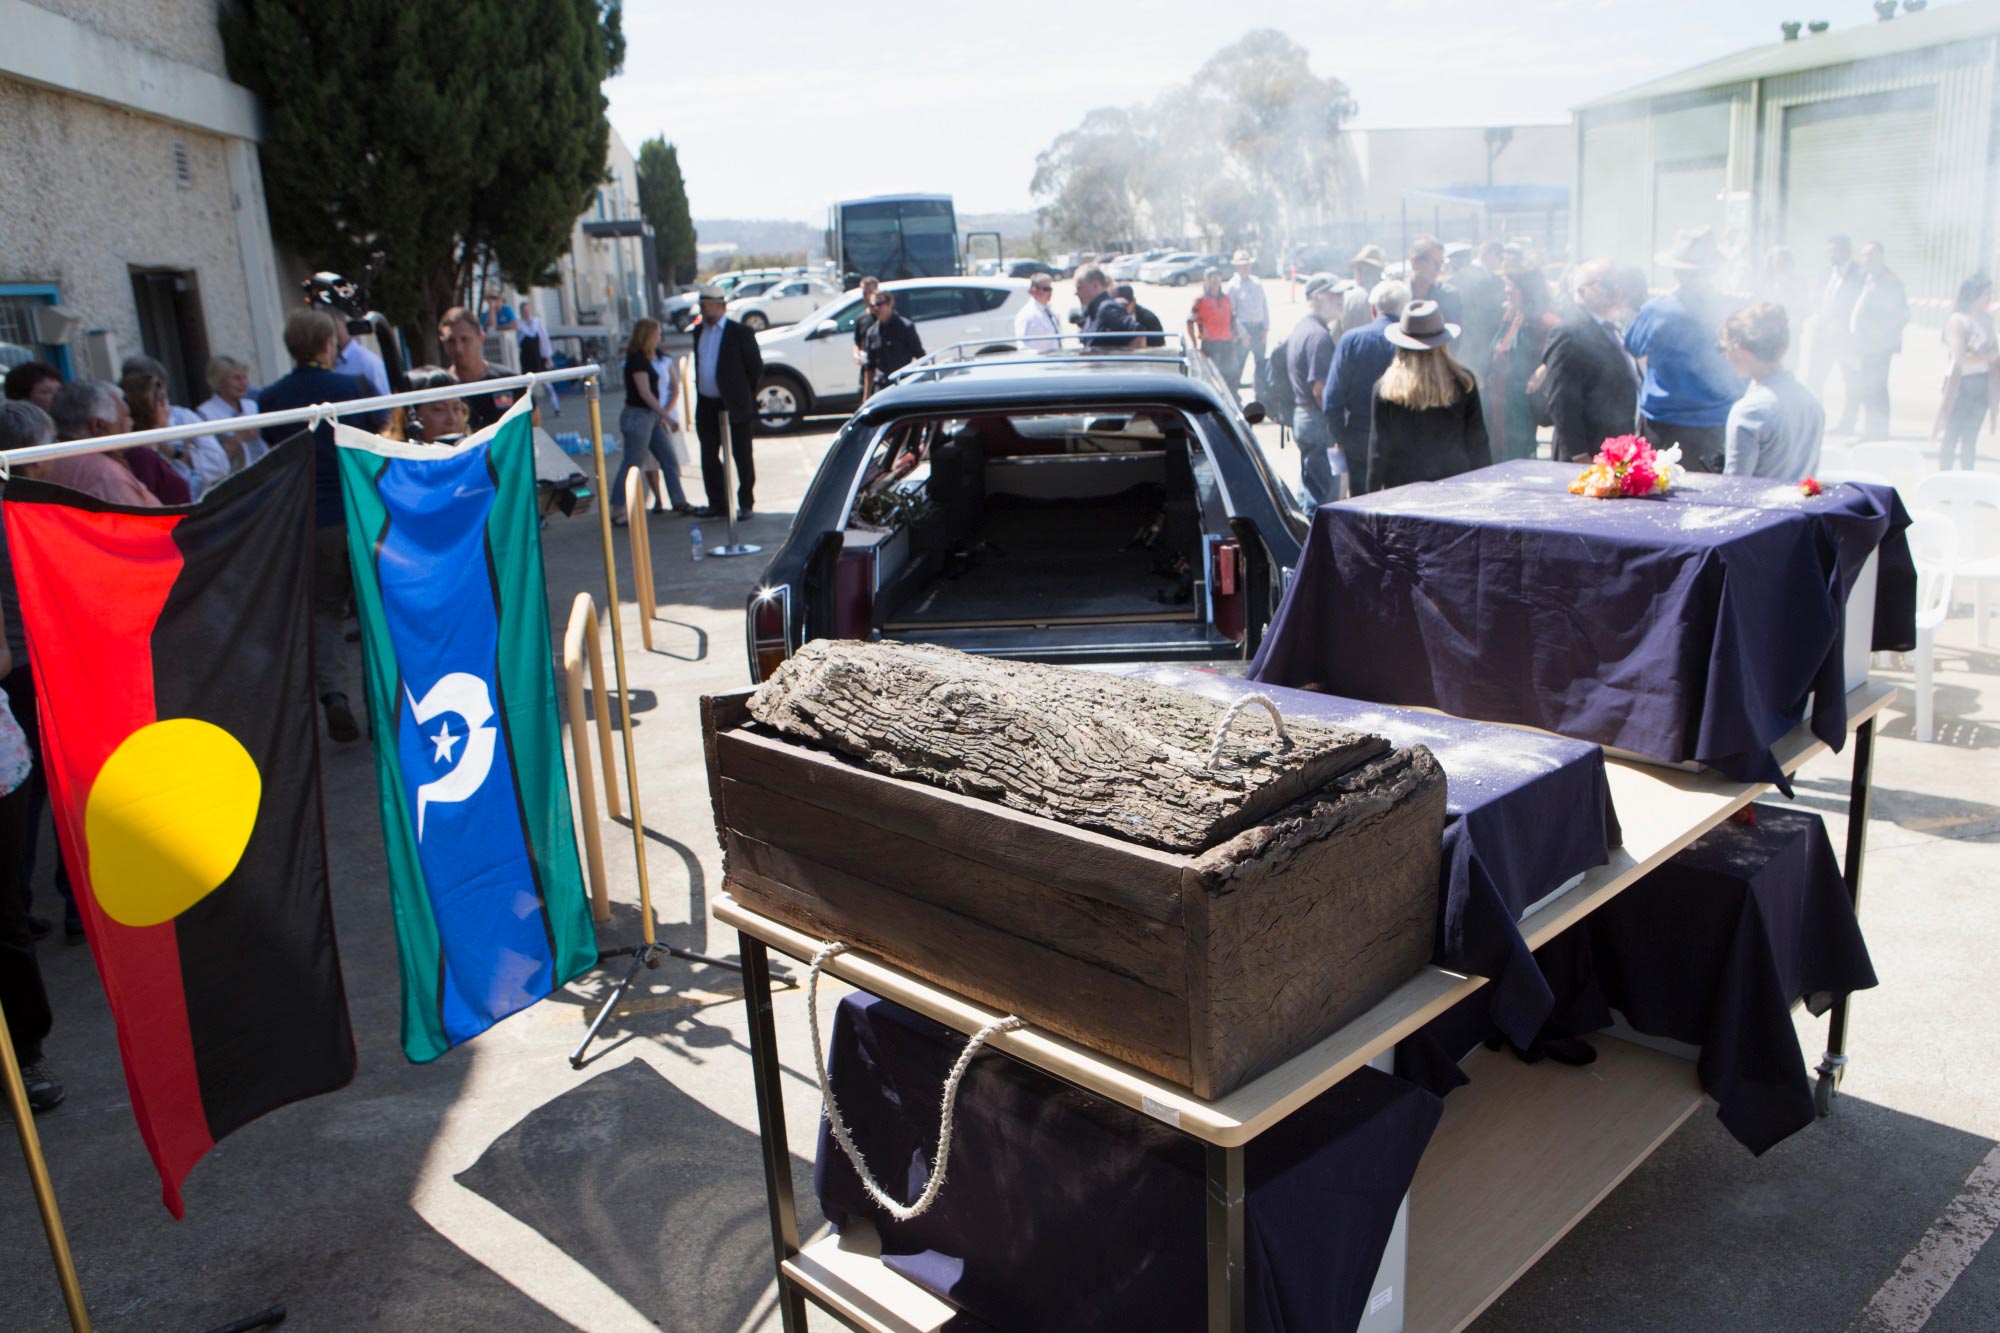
[1256,349,1295,425]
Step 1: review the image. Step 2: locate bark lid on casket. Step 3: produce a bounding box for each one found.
[744,641,1394,854]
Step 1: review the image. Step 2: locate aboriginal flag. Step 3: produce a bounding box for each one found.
[5,437,354,1217]
[334,399,596,1063]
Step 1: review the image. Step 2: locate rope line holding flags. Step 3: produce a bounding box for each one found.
[0,360,743,1325]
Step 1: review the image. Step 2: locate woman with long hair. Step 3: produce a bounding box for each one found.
[611,318,691,525]
[114,370,191,504]
[1934,272,1996,470]
[1368,301,1491,491]
[1487,260,1559,461]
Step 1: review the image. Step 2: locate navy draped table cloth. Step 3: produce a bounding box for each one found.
[1249,462,1915,788]
[1402,805,1876,1156]
[816,992,1443,1333]
[1105,665,1620,1048]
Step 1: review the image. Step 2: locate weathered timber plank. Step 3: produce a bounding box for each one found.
[701,691,754,853]
[1193,747,1447,1098]
[718,774,1185,992]
[726,833,1192,1080]
[747,641,1388,854]
[715,726,1185,924]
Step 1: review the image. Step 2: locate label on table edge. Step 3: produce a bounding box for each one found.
[1370,1287,1394,1313]
[1140,1095,1182,1127]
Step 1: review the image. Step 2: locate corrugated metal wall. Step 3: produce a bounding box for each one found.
[1575,34,2000,317]
[1757,39,1998,315]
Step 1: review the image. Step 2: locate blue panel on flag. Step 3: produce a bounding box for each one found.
[374,443,557,1046]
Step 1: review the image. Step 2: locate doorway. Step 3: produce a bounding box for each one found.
[129,267,211,406]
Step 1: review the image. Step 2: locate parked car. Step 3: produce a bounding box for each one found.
[751,277,1032,432]
[1049,253,1083,278]
[742,340,1302,683]
[728,276,840,331]
[1153,253,1230,286]
[1138,252,1206,284]
[1108,250,1171,281]
[1004,259,1057,280]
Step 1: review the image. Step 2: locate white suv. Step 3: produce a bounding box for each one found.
[751,277,1031,432]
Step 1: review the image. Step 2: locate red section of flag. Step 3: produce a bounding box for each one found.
[7,504,212,1217]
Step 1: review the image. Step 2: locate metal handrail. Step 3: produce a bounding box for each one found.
[0,363,604,467]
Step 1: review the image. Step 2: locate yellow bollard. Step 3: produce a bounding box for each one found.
[562,592,620,922]
[622,470,657,651]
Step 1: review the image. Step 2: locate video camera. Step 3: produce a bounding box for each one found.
[302,270,409,394]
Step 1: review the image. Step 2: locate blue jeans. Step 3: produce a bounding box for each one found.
[1293,406,1337,508]
[613,408,688,513]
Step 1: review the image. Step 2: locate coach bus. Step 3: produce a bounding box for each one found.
[826,194,960,288]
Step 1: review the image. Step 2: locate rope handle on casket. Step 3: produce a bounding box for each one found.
[806,940,1024,1222]
[1205,693,1293,768]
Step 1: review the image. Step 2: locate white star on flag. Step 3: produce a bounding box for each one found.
[430,722,460,763]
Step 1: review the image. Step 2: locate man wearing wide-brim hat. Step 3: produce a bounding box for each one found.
[1225,249,1271,395]
[1343,244,1390,334]
[1621,226,1745,473]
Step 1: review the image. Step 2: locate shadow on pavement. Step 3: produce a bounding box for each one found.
[454,1060,823,1331]
[1473,1095,1997,1330]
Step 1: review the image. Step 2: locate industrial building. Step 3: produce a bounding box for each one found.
[1574,0,2000,314]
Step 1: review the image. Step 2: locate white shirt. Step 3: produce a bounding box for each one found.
[336,339,391,397]
[1014,299,1063,352]
[197,393,270,468]
[166,403,232,497]
[518,313,554,360]
[1225,272,1270,326]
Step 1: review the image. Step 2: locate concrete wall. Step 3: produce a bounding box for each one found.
[0,0,286,385]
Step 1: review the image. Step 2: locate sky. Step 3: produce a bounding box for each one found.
[607,0,1953,223]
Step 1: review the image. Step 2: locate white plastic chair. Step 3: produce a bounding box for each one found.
[1903,508,1958,742]
[1849,442,1928,497]
[1815,442,1854,476]
[1913,472,2000,646]
[1817,467,1895,488]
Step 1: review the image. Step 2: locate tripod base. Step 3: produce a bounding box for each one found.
[569,941,785,1069]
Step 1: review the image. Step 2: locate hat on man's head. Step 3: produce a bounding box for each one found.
[1303,273,1347,300]
[1444,242,1472,260]
[1348,244,1389,271]
[1230,249,1255,265]
[1656,227,1724,273]
[1384,300,1460,351]
[697,284,727,301]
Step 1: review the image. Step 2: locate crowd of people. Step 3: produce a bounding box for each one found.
[1252,225,1966,508]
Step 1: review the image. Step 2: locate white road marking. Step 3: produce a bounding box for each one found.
[1854,1144,2000,1331]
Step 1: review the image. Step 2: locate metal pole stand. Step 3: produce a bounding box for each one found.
[706,414,761,559]
[568,377,775,1071]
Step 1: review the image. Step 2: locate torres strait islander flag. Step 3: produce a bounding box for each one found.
[5,437,355,1217]
[334,398,596,1063]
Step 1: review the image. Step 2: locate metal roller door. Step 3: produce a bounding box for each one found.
[1783,87,1937,289]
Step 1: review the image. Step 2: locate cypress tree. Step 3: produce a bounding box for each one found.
[223,2,622,355]
[636,137,697,287]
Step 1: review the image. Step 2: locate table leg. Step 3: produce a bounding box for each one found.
[1205,1141,1246,1333]
[742,932,810,1331]
[1817,717,1875,1116]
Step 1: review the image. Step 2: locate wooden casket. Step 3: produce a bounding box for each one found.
[702,643,1446,1100]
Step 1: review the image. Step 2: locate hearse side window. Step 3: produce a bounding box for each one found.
[969,287,1011,312]
[828,298,866,333]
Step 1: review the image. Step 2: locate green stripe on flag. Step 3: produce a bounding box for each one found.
[337,448,454,1064]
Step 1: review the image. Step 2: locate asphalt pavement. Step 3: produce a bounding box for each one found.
[1,294,1995,1332]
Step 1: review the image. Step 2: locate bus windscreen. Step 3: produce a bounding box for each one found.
[837,198,959,282]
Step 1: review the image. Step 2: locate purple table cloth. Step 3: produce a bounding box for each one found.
[816,992,1443,1333]
[1105,665,1621,1048]
[1250,462,1914,789]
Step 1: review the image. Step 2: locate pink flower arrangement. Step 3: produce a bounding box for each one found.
[1800,477,1823,497]
[1569,434,1684,499]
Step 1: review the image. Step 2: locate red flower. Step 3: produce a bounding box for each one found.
[1620,461,1658,496]
[1598,435,1644,466]
[1799,477,1823,497]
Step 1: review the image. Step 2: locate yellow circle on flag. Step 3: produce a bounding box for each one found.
[85,719,262,928]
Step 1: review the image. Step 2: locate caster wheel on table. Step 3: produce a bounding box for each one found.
[1814,1072,1837,1117]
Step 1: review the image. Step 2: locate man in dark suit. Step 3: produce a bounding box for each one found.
[690,286,764,520]
[1323,278,1409,495]
[1807,234,1864,423]
[257,307,386,743]
[1540,259,1640,460]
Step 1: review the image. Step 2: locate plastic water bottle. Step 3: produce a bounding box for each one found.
[689,526,705,562]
